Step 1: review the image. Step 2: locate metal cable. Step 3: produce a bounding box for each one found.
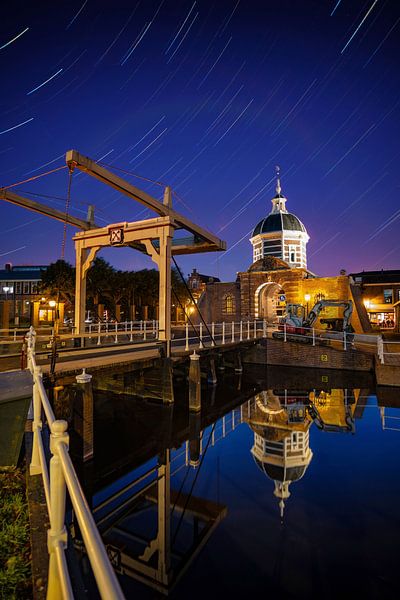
[172,256,217,345]
[172,423,216,546]
[3,165,68,189]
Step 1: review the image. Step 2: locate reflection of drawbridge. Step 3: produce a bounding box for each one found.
[97,449,226,595]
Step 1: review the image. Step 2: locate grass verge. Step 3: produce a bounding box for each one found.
[0,467,32,600]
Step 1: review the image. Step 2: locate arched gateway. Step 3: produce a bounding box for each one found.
[255,281,285,321]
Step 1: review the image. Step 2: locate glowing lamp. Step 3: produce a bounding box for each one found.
[49,300,57,307]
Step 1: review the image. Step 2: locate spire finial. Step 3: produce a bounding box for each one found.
[275,165,281,195]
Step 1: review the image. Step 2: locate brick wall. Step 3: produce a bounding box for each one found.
[242,338,373,372]
[196,282,241,323]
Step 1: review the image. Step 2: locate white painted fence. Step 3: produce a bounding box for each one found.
[26,327,125,600]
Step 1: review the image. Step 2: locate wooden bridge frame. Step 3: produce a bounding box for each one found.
[1,150,226,356]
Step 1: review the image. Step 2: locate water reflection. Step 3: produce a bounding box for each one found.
[62,365,399,598]
[245,389,359,520]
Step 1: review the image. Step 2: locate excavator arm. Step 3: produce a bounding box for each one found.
[303,300,353,330]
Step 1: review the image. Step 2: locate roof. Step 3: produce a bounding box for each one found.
[253,457,307,482]
[248,256,289,272]
[252,212,307,237]
[0,265,47,281]
[190,272,220,283]
[350,270,400,284]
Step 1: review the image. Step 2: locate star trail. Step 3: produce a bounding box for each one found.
[0,0,399,280]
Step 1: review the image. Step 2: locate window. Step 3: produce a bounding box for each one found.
[23,282,30,294]
[224,294,234,314]
[15,282,22,294]
[31,282,38,294]
[383,289,393,304]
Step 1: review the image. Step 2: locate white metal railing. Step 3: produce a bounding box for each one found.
[376,335,400,364]
[26,327,125,600]
[179,319,266,351]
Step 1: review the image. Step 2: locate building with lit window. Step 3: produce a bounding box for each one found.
[0,262,64,328]
[350,270,400,331]
[193,169,373,334]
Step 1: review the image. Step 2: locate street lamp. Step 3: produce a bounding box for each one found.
[304,293,311,315]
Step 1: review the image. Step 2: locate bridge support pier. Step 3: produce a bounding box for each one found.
[217,353,225,371]
[75,369,94,462]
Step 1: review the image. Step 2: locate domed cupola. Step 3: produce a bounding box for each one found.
[250,168,309,269]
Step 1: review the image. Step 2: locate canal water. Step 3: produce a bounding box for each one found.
[58,363,400,599]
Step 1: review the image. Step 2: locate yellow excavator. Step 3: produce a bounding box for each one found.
[273,299,354,343]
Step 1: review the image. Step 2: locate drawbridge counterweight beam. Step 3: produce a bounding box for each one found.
[0,188,96,230]
[66,150,226,252]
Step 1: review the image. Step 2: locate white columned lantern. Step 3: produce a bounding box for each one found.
[249,168,309,269]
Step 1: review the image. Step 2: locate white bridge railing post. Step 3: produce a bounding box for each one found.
[222,321,225,345]
[97,322,101,346]
[185,322,189,351]
[114,322,118,344]
[253,319,257,339]
[231,321,235,343]
[143,320,147,341]
[284,323,287,342]
[47,420,70,599]
[130,321,133,342]
[211,322,215,347]
[199,322,204,349]
[247,320,250,340]
[377,335,384,364]
[240,320,243,342]
[30,365,43,476]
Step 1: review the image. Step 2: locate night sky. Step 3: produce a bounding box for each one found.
[1,0,399,281]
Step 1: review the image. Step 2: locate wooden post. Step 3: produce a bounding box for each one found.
[74,242,99,335]
[75,369,94,462]
[189,351,201,412]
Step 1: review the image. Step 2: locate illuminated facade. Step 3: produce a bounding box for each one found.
[249,171,309,269]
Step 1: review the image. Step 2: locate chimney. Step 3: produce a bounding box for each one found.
[5,263,12,271]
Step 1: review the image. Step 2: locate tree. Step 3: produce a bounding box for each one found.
[40,260,75,307]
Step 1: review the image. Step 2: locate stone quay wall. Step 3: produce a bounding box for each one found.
[242,338,373,372]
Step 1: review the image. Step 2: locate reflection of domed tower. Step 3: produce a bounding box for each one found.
[250,168,309,269]
[245,390,313,519]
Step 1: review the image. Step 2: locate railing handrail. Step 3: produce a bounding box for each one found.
[26,327,125,600]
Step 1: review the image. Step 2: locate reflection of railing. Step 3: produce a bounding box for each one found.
[380,407,400,431]
[26,327,125,599]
